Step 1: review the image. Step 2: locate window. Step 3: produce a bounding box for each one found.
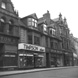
[9,20,14,35]
[59,27,62,34]
[46,37,48,47]
[50,41,53,48]
[28,35,32,44]
[27,56,34,66]
[34,36,40,45]
[0,18,5,32]
[49,28,56,36]
[1,2,6,9]
[28,18,37,27]
[43,24,47,32]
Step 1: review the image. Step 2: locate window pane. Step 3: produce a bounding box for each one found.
[0,19,5,22]
[43,24,47,31]
[34,36,40,45]
[9,24,13,35]
[28,35,32,44]
[49,28,52,35]
[32,19,34,21]
[1,2,6,9]
[35,20,37,23]
[35,23,37,27]
[0,22,5,32]
[32,22,34,26]
[28,22,32,26]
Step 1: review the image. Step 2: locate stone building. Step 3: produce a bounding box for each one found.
[18,13,46,68]
[0,0,74,70]
[0,0,19,70]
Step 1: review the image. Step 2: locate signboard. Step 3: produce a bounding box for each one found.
[18,43,45,52]
[0,35,18,44]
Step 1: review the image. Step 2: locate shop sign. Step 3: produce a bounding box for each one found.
[18,43,45,52]
[4,55,16,57]
[0,35,18,44]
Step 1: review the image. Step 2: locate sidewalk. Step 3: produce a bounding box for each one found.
[0,66,78,77]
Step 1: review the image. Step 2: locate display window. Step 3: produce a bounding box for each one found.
[19,56,27,68]
[26,56,34,67]
[34,57,43,67]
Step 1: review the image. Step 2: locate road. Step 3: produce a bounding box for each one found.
[1,67,78,78]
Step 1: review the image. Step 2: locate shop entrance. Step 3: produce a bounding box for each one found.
[0,43,4,67]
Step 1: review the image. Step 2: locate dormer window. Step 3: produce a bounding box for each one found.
[28,18,37,27]
[1,2,6,9]
[49,28,56,36]
[43,24,47,32]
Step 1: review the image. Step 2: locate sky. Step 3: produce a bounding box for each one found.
[11,0,78,38]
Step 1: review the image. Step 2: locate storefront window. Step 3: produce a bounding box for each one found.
[27,56,34,67]
[19,56,27,68]
[34,56,43,67]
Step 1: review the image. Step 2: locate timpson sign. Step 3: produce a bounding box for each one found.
[18,43,45,52]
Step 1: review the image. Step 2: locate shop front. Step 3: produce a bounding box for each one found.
[18,43,46,69]
[64,52,73,66]
[0,34,18,70]
[50,49,63,67]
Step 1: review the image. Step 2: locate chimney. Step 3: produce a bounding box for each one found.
[43,10,51,25]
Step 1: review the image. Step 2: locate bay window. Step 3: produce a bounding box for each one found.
[28,18,37,27]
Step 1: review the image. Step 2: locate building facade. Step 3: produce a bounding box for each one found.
[0,0,19,70]
[0,0,74,70]
[18,14,46,68]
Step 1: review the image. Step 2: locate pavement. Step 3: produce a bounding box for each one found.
[0,66,78,77]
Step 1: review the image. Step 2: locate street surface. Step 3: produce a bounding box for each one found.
[1,67,78,78]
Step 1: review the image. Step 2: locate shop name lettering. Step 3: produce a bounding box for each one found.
[24,44,45,52]
[0,36,17,44]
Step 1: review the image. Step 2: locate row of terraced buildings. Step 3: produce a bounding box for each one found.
[0,0,75,70]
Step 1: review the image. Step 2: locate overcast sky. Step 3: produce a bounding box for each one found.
[11,0,78,38]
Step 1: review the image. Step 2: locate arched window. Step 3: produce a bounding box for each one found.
[0,17,6,32]
[1,1,6,9]
[9,20,14,35]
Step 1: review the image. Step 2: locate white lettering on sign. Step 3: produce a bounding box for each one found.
[18,43,45,52]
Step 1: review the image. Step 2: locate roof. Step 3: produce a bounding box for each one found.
[37,17,45,24]
[18,18,25,27]
[53,18,59,22]
[22,13,38,20]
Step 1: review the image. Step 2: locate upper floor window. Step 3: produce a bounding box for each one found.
[43,24,47,32]
[27,31,33,44]
[1,2,6,9]
[9,20,14,35]
[49,28,56,36]
[34,36,40,45]
[28,18,37,27]
[0,18,6,32]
